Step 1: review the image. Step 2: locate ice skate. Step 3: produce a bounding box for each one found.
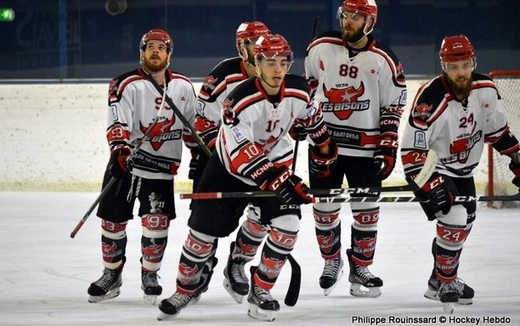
[157,292,195,321]
[223,242,249,303]
[424,272,474,305]
[141,271,162,305]
[192,257,218,304]
[347,249,382,298]
[438,282,460,314]
[319,257,344,296]
[247,266,280,322]
[87,267,122,303]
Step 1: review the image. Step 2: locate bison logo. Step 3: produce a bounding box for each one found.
[321,82,369,120]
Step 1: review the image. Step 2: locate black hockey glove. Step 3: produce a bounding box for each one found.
[374,136,399,181]
[413,172,454,220]
[261,166,313,205]
[289,124,307,141]
[309,140,338,178]
[109,145,132,179]
[509,158,520,188]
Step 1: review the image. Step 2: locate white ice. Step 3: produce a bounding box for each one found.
[1,191,519,326]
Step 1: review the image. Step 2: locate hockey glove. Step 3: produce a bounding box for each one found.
[309,140,338,178]
[261,167,313,205]
[414,172,454,220]
[509,158,520,188]
[289,124,308,141]
[109,145,132,179]
[374,136,399,181]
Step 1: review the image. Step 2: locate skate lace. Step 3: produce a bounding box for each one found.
[252,284,273,302]
[230,259,248,283]
[167,293,192,306]
[322,258,341,278]
[430,276,466,295]
[95,269,119,290]
[355,265,376,281]
[142,272,160,287]
[439,282,459,295]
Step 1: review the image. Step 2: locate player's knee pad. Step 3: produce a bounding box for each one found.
[242,218,269,239]
[141,213,169,238]
[267,227,298,252]
[313,206,340,230]
[101,220,127,239]
[352,206,379,231]
[183,230,216,262]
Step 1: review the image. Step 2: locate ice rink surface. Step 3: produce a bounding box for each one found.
[1,191,519,326]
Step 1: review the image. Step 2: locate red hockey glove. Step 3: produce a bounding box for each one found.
[109,145,132,179]
[414,172,454,220]
[509,158,520,188]
[261,167,312,205]
[289,124,307,141]
[374,136,398,180]
[309,140,338,178]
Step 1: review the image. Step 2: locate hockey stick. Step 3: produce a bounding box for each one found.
[70,81,169,239]
[284,253,301,307]
[70,177,118,238]
[146,74,212,158]
[312,192,520,204]
[180,150,439,200]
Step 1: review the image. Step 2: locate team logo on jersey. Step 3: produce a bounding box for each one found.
[140,116,180,151]
[414,103,433,119]
[321,82,369,120]
[202,75,218,91]
[222,98,237,125]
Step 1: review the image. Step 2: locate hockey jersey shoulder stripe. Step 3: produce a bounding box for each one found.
[369,43,406,86]
[306,31,343,53]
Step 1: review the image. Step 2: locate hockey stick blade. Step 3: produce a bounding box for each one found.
[284,254,301,307]
[70,177,118,238]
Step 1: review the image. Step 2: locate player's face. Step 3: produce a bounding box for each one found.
[444,59,474,96]
[339,11,366,42]
[256,56,291,92]
[141,40,170,73]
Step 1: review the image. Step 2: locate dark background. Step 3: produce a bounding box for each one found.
[0,0,518,80]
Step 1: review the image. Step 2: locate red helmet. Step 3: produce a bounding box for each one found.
[439,35,475,64]
[140,29,173,52]
[253,34,293,63]
[236,21,271,53]
[338,0,378,27]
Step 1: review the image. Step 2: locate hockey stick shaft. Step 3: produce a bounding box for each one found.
[312,193,520,204]
[70,177,118,238]
[146,75,212,158]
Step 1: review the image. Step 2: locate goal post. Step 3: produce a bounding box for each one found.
[486,70,520,208]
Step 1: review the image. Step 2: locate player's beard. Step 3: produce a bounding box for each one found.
[342,25,365,44]
[142,55,169,73]
[447,74,473,99]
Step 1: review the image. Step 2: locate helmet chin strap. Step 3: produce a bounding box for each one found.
[255,66,280,93]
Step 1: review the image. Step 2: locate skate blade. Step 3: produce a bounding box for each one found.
[88,288,121,303]
[322,270,344,296]
[157,311,179,321]
[143,294,158,305]
[443,302,455,314]
[350,284,381,298]
[424,289,473,305]
[223,279,246,304]
[247,303,277,322]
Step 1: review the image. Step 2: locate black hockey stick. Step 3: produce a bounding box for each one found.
[146,74,212,158]
[70,82,170,239]
[284,253,301,306]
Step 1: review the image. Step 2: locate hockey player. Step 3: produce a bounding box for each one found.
[187,21,271,302]
[401,35,520,313]
[87,29,198,305]
[157,34,337,322]
[304,0,407,297]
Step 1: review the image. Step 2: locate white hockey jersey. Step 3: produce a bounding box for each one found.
[216,74,331,186]
[106,68,197,180]
[305,32,407,157]
[401,73,514,178]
